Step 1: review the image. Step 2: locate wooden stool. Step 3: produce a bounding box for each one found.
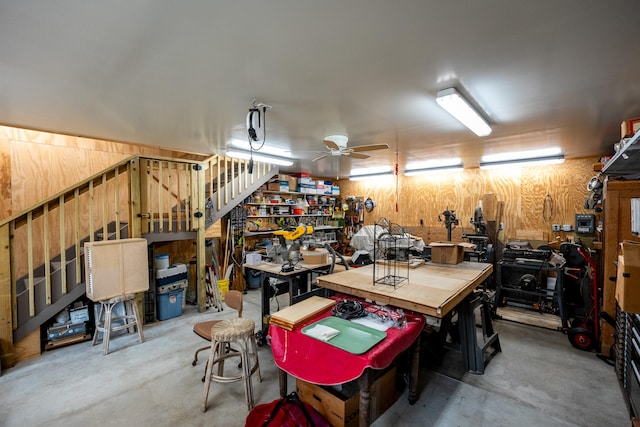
[201,317,261,412]
[92,294,144,355]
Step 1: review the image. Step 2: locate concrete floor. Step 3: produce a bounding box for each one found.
[0,288,630,427]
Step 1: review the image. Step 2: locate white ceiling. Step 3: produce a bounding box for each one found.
[2,1,640,178]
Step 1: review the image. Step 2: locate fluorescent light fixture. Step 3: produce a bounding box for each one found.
[226,150,294,166]
[349,166,393,181]
[229,139,291,157]
[480,147,564,169]
[436,88,492,137]
[404,157,463,176]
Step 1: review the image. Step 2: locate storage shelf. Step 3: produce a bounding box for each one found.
[261,190,303,195]
[247,214,331,218]
[246,202,334,207]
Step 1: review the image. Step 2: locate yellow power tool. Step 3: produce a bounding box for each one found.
[273,225,314,241]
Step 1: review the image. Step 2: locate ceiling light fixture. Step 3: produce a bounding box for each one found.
[404,157,464,176]
[480,147,564,169]
[436,88,492,137]
[226,150,293,167]
[349,166,393,181]
[229,139,291,157]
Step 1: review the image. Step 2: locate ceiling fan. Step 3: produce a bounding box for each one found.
[312,135,389,162]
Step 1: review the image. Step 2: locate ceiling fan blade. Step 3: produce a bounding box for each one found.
[347,152,370,159]
[323,139,340,151]
[313,153,330,162]
[350,143,390,153]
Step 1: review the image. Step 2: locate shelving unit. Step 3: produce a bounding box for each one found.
[243,189,343,249]
[616,304,640,418]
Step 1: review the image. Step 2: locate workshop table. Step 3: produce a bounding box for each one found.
[245,260,347,340]
[269,298,425,427]
[317,261,498,374]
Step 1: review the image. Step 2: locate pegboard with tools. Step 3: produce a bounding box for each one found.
[344,196,364,239]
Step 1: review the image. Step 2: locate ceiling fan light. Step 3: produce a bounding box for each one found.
[324,134,349,148]
[436,88,492,137]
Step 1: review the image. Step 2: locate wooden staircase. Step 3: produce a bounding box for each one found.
[0,154,278,368]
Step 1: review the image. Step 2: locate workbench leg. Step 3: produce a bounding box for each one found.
[278,368,287,397]
[458,295,485,374]
[408,334,421,405]
[357,368,373,427]
[260,272,269,338]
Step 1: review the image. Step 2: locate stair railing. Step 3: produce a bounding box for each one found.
[0,153,278,369]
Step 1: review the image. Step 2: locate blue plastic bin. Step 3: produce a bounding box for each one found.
[157,289,183,321]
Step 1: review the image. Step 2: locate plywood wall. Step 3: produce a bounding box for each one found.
[337,157,597,243]
[0,125,209,221]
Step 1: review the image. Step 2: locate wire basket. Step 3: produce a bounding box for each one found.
[372,217,410,288]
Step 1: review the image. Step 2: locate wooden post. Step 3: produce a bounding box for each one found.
[0,222,16,368]
[129,158,142,239]
[193,163,207,312]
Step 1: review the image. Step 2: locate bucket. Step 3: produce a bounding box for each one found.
[246,270,262,289]
[154,254,170,270]
[217,278,229,300]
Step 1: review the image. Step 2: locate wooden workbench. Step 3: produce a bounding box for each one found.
[317,261,493,318]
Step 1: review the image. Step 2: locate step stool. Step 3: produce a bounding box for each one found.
[92,294,144,355]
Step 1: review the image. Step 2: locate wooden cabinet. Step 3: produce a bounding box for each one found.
[602,179,640,357]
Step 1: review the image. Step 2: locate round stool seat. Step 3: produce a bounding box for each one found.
[211,317,255,341]
[202,316,261,412]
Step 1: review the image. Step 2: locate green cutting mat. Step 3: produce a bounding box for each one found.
[302,316,387,354]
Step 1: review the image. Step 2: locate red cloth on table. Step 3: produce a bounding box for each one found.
[269,296,425,386]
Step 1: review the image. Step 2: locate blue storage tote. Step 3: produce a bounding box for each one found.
[157,289,183,321]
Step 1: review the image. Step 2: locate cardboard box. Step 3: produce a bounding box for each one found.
[616,240,640,313]
[429,242,474,264]
[267,180,289,192]
[622,118,640,138]
[84,238,149,301]
[296,367,397,427]
[70,306,90,324]
[287,176,297,191]
[301,250,328,264]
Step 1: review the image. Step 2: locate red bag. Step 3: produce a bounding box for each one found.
[245,392,331,427]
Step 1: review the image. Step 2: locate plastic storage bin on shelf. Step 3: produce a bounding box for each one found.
[156,263,188,285]
[154,253,170,270]
[156,263,189,309]
[157,289,183,320]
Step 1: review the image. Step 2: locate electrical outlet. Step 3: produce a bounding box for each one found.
[499,222,504,230]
